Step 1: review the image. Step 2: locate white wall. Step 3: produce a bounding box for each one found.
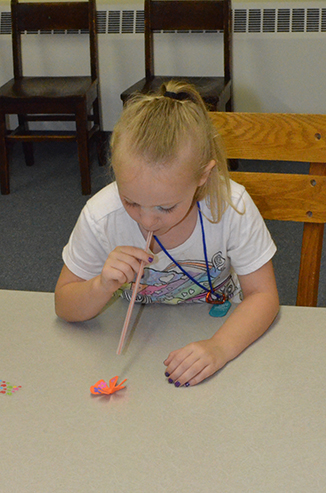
[233,33,326,114]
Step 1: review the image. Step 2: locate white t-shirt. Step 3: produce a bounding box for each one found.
[62,181,276,304]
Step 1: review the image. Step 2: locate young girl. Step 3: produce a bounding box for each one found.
[55,81,279,387]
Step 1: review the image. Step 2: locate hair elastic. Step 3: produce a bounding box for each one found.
[164,90,195,103]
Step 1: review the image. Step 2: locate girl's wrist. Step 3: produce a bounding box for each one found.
[209,333,233,367]
[94,275,117,301]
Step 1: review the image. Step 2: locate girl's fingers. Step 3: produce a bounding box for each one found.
[182,365,213,387]
[165,349,199,382]
[169,358,206,386]
[115,246,154,265]
[164,340,224,387]
[164,347,194,374]
[101,247,154,286]
[167,360,213,387]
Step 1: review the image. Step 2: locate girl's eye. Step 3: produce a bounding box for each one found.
[124,201,138,208]
[124,199,175,213]
[157,206,176,213]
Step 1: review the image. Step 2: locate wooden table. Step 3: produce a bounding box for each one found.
[1,289,326,492]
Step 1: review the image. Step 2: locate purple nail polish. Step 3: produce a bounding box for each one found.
[148,257,153,263]
[185,382,190,387]
[168,378,173,384]
[165,372,170,377]
[174,381,181,388]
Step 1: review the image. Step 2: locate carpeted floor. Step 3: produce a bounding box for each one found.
[0,140,325,305]
[0,139,111,292]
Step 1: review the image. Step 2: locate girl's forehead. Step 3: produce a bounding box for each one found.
[116,148,200,206]
[117,165,198,208]
[114,140,199,178]
[117,160,191,188]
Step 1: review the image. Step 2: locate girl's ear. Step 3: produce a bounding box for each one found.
[198,160,216,186]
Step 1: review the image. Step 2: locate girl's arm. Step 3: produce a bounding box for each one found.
[164,260,279,386]
[55,246,153,322]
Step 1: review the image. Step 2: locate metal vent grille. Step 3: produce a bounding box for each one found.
[233,8,326,33]
[322,8,326,31]
[135,10,144,34]
[262,9,276,33]
[307,8,320,32]
[292,9,305,32]
[248,9,261,33]
[108,11,120,34]
[97,11,107,34]
[0,11,11,34]
[277,9,290,33]
[121,10,134,33]
[1,7,326,35]
[233,6,326,33]
[233,9,246,33]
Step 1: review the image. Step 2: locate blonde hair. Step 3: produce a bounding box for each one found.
[110,80,233,223]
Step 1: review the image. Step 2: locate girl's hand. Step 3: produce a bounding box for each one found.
[100,246,154,292]
[163,262,279,388]
[55,246,154,322]
[163,339,227,387]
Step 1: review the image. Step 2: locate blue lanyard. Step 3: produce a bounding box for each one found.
[153,202,226,304]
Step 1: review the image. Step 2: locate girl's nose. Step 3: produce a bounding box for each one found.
[139,209,158,230]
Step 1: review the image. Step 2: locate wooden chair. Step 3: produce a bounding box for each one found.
[120,0,232,112]
[210,112,326,307]
[0,0,104,195]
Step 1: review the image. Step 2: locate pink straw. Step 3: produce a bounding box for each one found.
[116,231,153,355]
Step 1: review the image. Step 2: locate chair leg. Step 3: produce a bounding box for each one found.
[96,130,109,167]
[18,115,34,166]
[92,97,107,167]
[76,102,91,195]
[297,222,324,307]
[297,161,326,306]
[227,89,238,170]
[0,112,10,194]
[225,95,233,113]
[22,143,34,167]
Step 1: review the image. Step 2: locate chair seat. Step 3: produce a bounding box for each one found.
[0,76,96,101]
[121,76,231,107]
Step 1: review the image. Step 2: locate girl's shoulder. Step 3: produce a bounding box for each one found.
[83,182,124,222]
[228,179,253,212]
[200,179,247,220]
[229,179,246,200]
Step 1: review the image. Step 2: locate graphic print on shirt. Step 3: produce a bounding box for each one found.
[122,251,240,304]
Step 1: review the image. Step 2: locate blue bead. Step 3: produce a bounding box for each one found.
[209,300,232,318]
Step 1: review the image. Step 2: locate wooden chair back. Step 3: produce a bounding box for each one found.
[210,112,326,306]
[11,0,99,80]
[120,0,232,112]
[145,0,231,84]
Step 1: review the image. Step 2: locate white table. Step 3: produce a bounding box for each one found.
[1,289,326,492]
